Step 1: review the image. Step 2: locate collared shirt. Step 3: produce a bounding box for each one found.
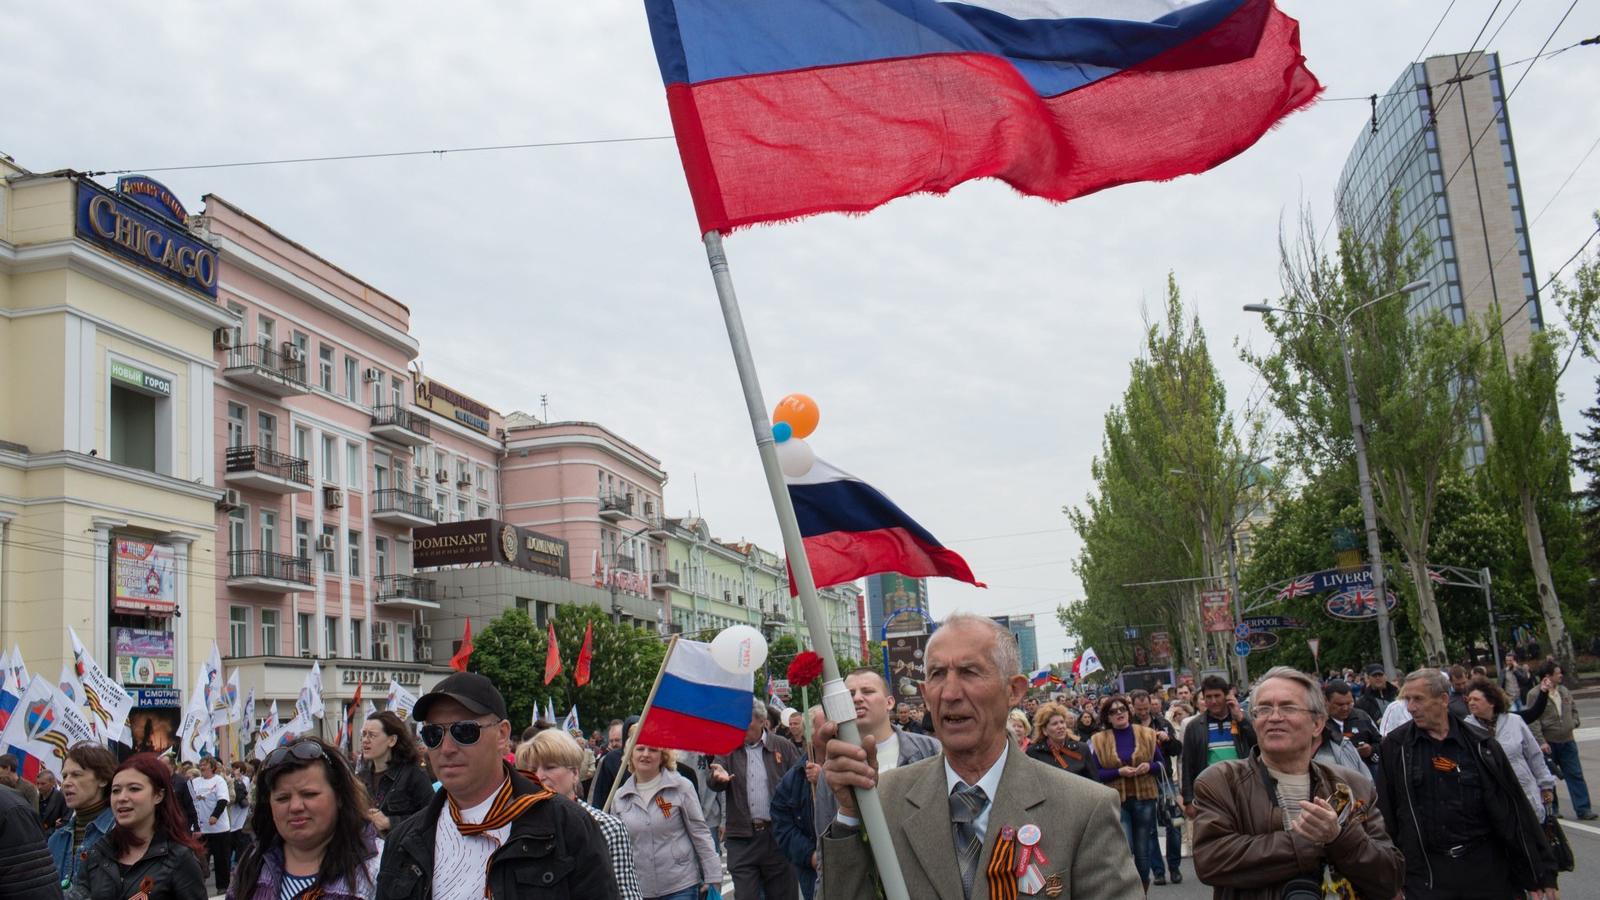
[943,745,1008,840]
[1408,718,1491,850]
[745,741,772,823]
[433,782,513,900]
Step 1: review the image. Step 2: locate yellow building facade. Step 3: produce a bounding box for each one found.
[0,162,234,749]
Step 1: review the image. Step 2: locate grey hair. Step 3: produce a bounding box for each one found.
[752,697,768,717]
[1401,667,1449,697]
[1247,666,1327,718]
[933,612,1022,678]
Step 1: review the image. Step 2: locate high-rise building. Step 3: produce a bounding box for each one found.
[866,573,929,636]
[1008,614,1039,673]
[1337,51,1544,464]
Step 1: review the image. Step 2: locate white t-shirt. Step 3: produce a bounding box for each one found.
[877,732,902,773]
[432,786,512,900]
[191,774,231,835]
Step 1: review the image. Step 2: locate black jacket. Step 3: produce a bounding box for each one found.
[364,762,436,835]
[169,773,198,833]
[375,767,621,900]
[1378,715,1556,894]
[37,789,68,836]
[0,787,60,900]
[1180,713,1255,803]
[1136,713,1182,760]
[1026,738,1094,779]
[66,834,207,900]
[1354,682,1397,723]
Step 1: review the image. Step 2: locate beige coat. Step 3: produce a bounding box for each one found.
[820,742,1142,900]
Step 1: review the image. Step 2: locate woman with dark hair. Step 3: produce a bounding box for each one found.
[356,711,432,836]
[229,737,381,900]
[66,753,206,900]
[1075,707,1099,738]
[1465,677,1557,817]
[1089,695,1166,892]
[48,742,119,890]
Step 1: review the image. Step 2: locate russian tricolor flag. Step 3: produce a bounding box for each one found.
[644,0,1321,234]
[787,458,983,593]
[636,639,754,755]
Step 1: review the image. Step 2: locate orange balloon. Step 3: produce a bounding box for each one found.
[772,393,820,439]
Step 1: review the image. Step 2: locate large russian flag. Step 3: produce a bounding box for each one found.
[636,639,754,755]
[644,0,1321,234]
[787,458,984,593]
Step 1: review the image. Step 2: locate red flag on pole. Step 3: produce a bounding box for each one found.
[449,618,474,672]
[544,621,562,685]
[575,622,594,688]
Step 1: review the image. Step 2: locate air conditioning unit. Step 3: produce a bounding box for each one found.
[216,489,242,511]
[282,342,306,363]
[418,645,434,661]
[299,649,313,659]
[723,591,733,601]
[415,466,429,479]
[316,533,337,552]
[213,326,242,349]
[457,473,472,487]
[434,470,449,483]
[364,366,383,383]
[643,501,655,517]
[323,487,344,509]
[417,624,433,639]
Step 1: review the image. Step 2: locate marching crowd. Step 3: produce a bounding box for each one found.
[0,615,1584,899]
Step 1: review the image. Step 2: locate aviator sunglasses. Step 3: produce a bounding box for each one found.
[419,718,500,749]
[263,738,329,769]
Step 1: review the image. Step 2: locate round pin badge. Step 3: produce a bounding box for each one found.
[1017,823,1041,846]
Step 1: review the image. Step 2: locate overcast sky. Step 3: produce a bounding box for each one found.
[8,2,1597,668]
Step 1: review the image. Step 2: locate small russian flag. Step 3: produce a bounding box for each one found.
[636,640,755,756]
[1029,669,1053,688]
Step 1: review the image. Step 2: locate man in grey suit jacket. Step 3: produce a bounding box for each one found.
[819,614,1142,900]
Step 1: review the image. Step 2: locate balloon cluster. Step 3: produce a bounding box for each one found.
[771,393,819,477]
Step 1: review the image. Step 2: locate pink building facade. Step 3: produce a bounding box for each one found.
[203,196,474,724]
[500,415,668,627]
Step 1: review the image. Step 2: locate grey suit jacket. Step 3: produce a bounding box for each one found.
[814,726,942,842]
[820,742,1142,900]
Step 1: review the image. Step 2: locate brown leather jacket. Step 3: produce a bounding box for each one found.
[1192,753,1403,900]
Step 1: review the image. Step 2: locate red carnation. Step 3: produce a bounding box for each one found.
[787,651,824,688]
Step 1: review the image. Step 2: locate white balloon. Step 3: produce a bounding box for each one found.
[775,438,815,478]
[710,625,769,675]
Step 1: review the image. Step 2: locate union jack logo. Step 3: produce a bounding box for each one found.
[1427,569,1446,585]
[1275,576,1315,601]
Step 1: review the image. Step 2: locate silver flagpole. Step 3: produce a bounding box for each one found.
[702,230,910,900]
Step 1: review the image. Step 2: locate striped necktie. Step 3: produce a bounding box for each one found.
[949,783,989,900]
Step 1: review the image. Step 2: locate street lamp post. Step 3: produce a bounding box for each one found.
[1244,278,1428,681]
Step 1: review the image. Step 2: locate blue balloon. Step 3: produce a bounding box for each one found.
[772,421,793,443]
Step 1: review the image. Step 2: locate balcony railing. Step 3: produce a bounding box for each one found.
[613,553,637,572]
[228,550,312,584]
[370,405,431,440]
[651,570,681,587]
[375,574,441,604]
[225,445,310,486]
[372,488,436,522]
[222,343,308,390]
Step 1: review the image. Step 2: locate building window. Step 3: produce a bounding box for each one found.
[397,623,413,662]
[295,518,311,562]
[321,525,338,572]
[350,618,365,658]
[390,375,403,410]
[257,412,276,452]
[297,613,313,655]
[260,510,277,553]
[347,443,362,489]
[344,356,359,402]
[292,331,309,361]
[229,607,250,657]
[436,492,448,516]
[456,498,468,521]
[348,530,362,576]
[109,381,161,472]
[261,609,280,656]
[319,345,335,392]
[476,466,487,493]
[257,315,276,349]
[375,537,388,577]
[325,616,339,657]
[295,426,310,463]
[322,435,338,484]
[228,509,248,571]
[373,452,390,492]
[227,403,247,449]
[477,503,488,519]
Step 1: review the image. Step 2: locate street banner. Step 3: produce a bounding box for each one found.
[1323,587,1398,621]
[1201,591,1234,632]
[70,628,136,742]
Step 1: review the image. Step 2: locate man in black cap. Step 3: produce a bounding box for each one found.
[1354,665,1397,723]
[375,672,621,900]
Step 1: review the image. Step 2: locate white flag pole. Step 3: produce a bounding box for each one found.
[701,231,909,900]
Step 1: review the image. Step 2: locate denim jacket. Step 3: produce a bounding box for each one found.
[46,806,116,889]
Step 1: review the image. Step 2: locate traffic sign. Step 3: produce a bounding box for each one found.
[1234,640,1252,658]
[1235,622,1251,639]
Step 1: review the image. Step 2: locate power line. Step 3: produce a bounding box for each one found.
[82,135,677,178]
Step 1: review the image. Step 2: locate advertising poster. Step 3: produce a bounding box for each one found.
[115,628,175,687]
[884,634,929,704]
[113,539,177,615]
[1149,631,1172,660]
[1200,590,1234,632]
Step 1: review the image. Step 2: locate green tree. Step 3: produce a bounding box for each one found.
[1245,204,1483,664]
[1479,320,1576,670]
[1574,377,1600,622]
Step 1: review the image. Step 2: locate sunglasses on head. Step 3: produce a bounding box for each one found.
[420,718,499,749]
[263,739,328,770]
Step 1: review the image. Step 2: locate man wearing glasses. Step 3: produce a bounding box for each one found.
[374,671,621,900]
[1191,666,1402,899]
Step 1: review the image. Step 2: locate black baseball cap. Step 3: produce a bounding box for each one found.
[412,672,508,722]
[1365,664,1386,676]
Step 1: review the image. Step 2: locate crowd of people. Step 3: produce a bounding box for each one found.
[0,622,1585,899]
